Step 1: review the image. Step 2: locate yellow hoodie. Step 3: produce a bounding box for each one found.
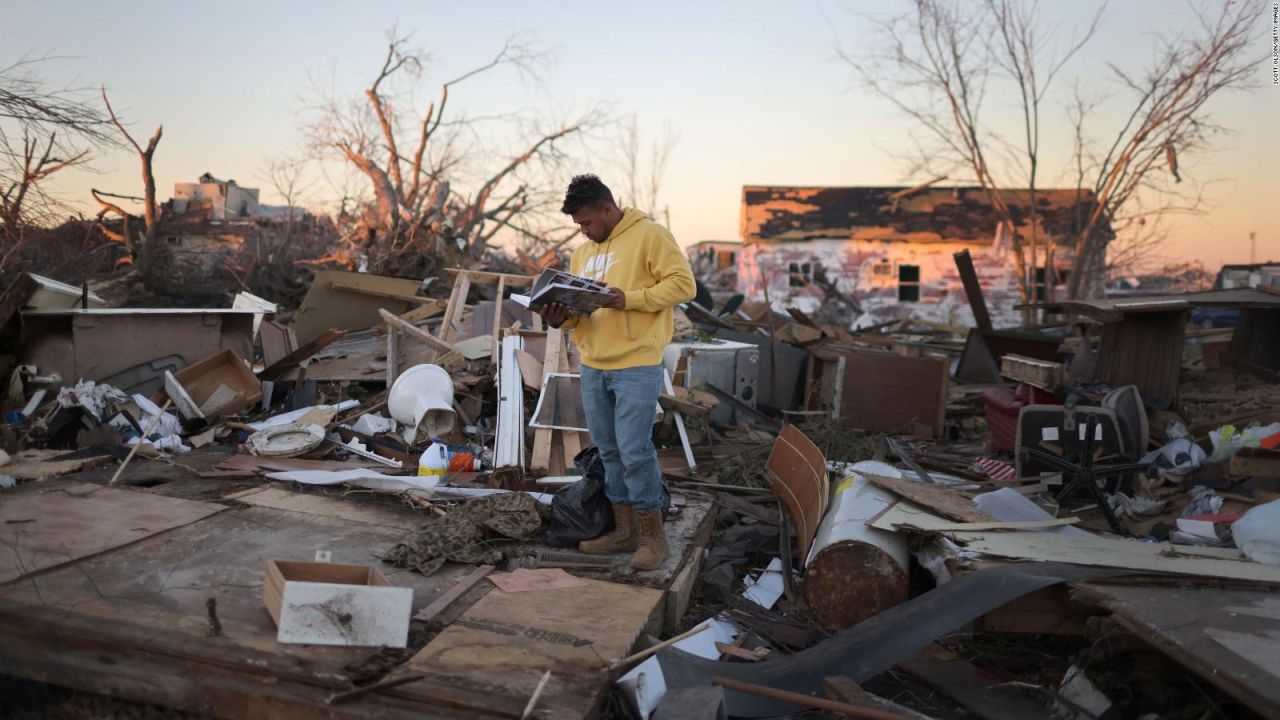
[561,208,696,370]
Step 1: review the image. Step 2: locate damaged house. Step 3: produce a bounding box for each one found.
[736,185,1109,327]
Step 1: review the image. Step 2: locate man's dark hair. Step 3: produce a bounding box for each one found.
[560,174,615,214]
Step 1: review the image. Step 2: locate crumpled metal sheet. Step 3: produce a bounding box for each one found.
[657,561,1129,717]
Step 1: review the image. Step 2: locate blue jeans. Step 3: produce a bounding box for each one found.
[580,364,664,512]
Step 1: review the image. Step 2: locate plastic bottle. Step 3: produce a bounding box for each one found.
[418,439,450,477]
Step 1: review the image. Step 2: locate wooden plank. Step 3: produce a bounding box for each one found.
[0,505,473,665]
[717,642,765,661]
[516,350,544,390]
[438,272,466,345]
[1229,447,1280,478]
[665,549,703,633]
[445,268,535,286]
[899,649,1050,720]
[897,517,1080,532]
[530,329,563,472]
[374,299,447,335]
[976,586,1088,635]
[823,676,933,720]
[0,600,464,720]
[0,449,114,481]
[0,483,223,584]
[862,473,994,523]
[413,564,495,622]
[259,328,345,381]
[1072,583,1280,718]
[492,276,506,363]
[379,308,459,357]
[232,486,421,530]
[1000,353,1066,391]
[441,274,471,344]
[953,249,993,332]
[659,393,711,418]
[386,320,400,385]
[396,577,663,720]
[951,527,1280,583]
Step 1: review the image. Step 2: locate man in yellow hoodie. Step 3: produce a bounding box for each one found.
[537,175,696,570]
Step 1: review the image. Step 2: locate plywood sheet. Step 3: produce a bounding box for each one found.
[835,348,948,437]
[0,449,114,481]
[233,486,423,530]
[953,529,1280,583]
[291,270,421,346]
[0,505,468,663]
[0,505,477,717]
[0,483,223,583]
[1073,583,1280,718]
[398,577,663,719]
[863,473,994,523]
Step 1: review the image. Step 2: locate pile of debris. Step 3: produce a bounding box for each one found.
[0,253,1278,720]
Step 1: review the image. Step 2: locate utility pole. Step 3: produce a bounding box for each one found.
[1249,231,1256,264]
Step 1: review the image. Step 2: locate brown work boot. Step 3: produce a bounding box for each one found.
[579,504,639,554]
[630,510,668,571]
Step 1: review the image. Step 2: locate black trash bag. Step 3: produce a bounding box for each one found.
[540,447,614,547]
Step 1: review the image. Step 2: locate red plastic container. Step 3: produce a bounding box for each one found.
[981,384,1063,452]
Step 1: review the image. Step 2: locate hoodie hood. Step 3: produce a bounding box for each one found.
[604,207,647,242]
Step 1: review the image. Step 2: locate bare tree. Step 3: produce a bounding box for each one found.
[305,30,599,277]
[258,154,313,260]
[0,129,89,256]
[92,87,163,275]
[615,114,676,225]
[1063,2,1254,299]
[842,0,1097,316]
[0,55,108,269]
[845,1,1255,303]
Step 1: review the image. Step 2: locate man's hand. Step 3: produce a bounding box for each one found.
[538,302,569,327]
[603,286,626,310]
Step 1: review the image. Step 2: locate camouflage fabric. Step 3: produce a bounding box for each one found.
[384,492,547,576]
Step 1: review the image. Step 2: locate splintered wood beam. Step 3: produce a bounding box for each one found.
[491,276,506,362]
[441,274,471,344]
[529,329,563,472]
[375,300,447,335]
[445,267,535,286]
[379,309,459,356]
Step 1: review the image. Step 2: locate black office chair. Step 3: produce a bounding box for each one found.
[1017,410,1152,535]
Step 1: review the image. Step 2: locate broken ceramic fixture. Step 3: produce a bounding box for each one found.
[388,364,455,444]
[248,423,325,457]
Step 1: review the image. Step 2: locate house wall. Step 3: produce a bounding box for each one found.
[173,182,260,219]
[223,185,259,218]
[738,237,1068,328]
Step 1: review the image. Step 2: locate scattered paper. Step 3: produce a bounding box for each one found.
[741,557,785,610]
[618,615,739,718]
[974,487,1091,537]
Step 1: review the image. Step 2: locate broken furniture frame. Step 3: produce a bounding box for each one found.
[439,268,534,363]
[1017,409,1151,535]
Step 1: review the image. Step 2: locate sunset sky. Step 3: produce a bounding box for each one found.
[6,0,1277,270]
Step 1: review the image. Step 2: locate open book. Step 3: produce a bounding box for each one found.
[511,268,613,317]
